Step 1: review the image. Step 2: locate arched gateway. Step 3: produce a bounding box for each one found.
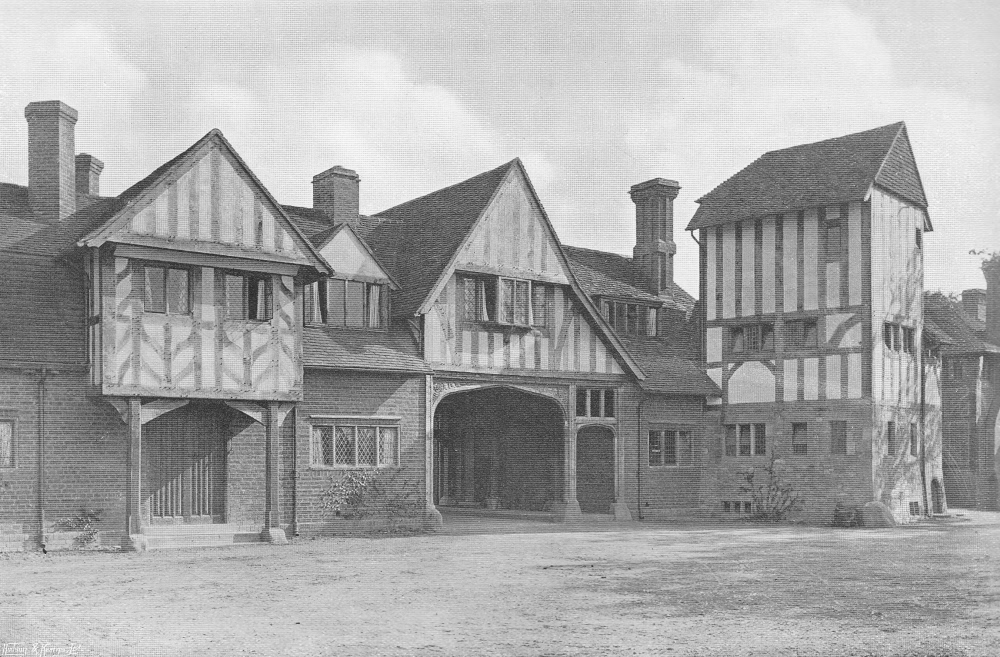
[433,386,569,513]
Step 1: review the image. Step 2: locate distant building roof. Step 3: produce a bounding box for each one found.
[923,292,1000,355]
[562,245,695,313]
[687,122,929,230]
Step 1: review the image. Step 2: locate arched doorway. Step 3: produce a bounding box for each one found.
[931,479,945,515]
[576,425,615,513]
[433,387,564,512]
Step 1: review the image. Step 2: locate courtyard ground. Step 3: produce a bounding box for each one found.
[2,510,999,657]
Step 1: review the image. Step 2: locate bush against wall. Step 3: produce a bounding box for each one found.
[320,469,422,532]
[737,455,804,522]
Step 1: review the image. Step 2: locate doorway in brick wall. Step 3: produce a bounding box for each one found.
[143,402,227,524]
[576,425,615,513]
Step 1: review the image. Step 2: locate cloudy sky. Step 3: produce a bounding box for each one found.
[1,1,997,296]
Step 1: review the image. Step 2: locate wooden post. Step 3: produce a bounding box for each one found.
[123,397,148,552]
[550,387,581,522]
[261,401,287,544]
[424,375,443,529]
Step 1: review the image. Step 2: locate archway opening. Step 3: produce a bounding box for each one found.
[433,387,564,512]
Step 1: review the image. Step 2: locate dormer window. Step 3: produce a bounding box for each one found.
[601,299,657,336]
[460,275,548,328]
[306,278,387,329]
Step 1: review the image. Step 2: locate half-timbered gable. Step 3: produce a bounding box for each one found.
[76,131,330,401]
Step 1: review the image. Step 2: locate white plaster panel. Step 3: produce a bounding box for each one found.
[803,357,819,400]
[741,219,756,316]
[762,217,775,314]
[722,225,736,318]
[706,229,717,321]
[783,217,798,311]
[706,327,723,363]
[803,208,819,310]
[727,361,775,404]
[783,359,798,402]
[826,355,842,400]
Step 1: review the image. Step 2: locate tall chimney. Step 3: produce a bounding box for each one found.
[75,154,104,196]
[630,178,680,295]
[24,100,78,222]
[961,288,987,323]
[983,259,1000,346]
[312,166,360,225]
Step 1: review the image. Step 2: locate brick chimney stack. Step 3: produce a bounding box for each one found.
[983,258,1000,346]
[24,100,78,222]
[75,154,104,196]
[630,178,680,295]
[961,289,987,323]
[313,166,360,225]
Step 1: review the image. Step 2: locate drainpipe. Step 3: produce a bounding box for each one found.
[919,348,929,515]
[291,406,299,537]
[37,367,49,551]
[637,393,644,520]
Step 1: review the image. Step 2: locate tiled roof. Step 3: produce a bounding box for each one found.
[302,322,431,373]
[562,245,695,312]
[363,160,517,317]
[618,336,720,396]
[923,292,1000,355]
[687,122,929,230]
[0,182,118,256]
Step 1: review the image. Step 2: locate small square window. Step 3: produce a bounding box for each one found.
[792,423,808,455]
[909,501,921,516]
[743,502,752,514]
[722,501,731,513]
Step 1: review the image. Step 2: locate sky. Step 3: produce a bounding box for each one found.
[1,1,997,296]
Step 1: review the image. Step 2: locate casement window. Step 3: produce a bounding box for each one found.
[225,272,272,321]
[460,275,548,328]
[786,319,818,349]
[649,429,693,467]
[722,501,752,514]
[576,388,615,418]
[601,299,657,337]
[306,279,387,329]
[142,263,190,315]
[910,423,918,457]
[886,421,897,456]
[731,323,774,354]
[0,419,14,468]
[791,423,809,455]
[725,423,766,457]
[311,422,400,468]
[883,322,915,354]
[830,420,848,455]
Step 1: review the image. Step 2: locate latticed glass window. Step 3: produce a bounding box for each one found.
[514,280,530,325]
[335,426,356,464]
[311,422,400,468]
[357,427,377,466]
[501,278,515,324]
[531,283,547,327]
[143,263,189,315]
[728,424,766,457]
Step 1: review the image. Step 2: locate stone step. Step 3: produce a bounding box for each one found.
[143,530,263,550]
[143,523,251,536]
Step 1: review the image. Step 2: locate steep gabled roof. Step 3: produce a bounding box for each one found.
[687,122,929,230]
[363,159,647,380]
[363,160,515,317]
[924,292,1000,355]
[75,129,332,274]
[562,245,695,313]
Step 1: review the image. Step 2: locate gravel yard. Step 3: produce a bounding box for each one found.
[3,510,999,657]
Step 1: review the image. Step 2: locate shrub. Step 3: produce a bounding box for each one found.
[53,508,104,548]
[737,455,804,522]
[320,469,422,532]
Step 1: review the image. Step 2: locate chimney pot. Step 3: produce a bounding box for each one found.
[75,154,104,196]
[961,288,987,323]
[983,259,1000,345]
[629,178,680,295]
[312,166,360,225]
[24,100,78,222]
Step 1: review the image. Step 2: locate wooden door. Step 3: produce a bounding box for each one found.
[576,426,615,513]
[144,404,226,524]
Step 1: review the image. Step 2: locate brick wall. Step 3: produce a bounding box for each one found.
[291,369,426,535]
[226,412,266,529]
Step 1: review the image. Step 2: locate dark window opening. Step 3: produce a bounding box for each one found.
[792,422,808,455]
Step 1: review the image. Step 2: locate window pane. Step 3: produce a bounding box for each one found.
[335,426,356,466]
[315,426,335,466]
[367,284,382,328]
[646,308,657,336]
[226,274,244,319]
[739,425,751,455]
[732,328,745,353]
[515,280,530,325]
[501,279,515,324]
[648,431,661,466]
[166,269,189,314]
[792,423,808,455]
[883,323,894,350]
[345,281,365,328]
[329,279,345,326]
[247,275,271,321]
[664,431,677,465]
[590,388,602,417]
[482,279,497,321]
[357,427,377,466]
[725,425,737,456]
[316,279,328,324]
[627,304,638,335]
[754,424,766,455]
[144,266,166,313]
[379,427,398,466]
[603,389,615,418]
[0,421,12,468]
[532,283,547,327]
[463,277,477,321]
[576,389,588,417]
[762,325,774,351]
[616,303,627,333]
